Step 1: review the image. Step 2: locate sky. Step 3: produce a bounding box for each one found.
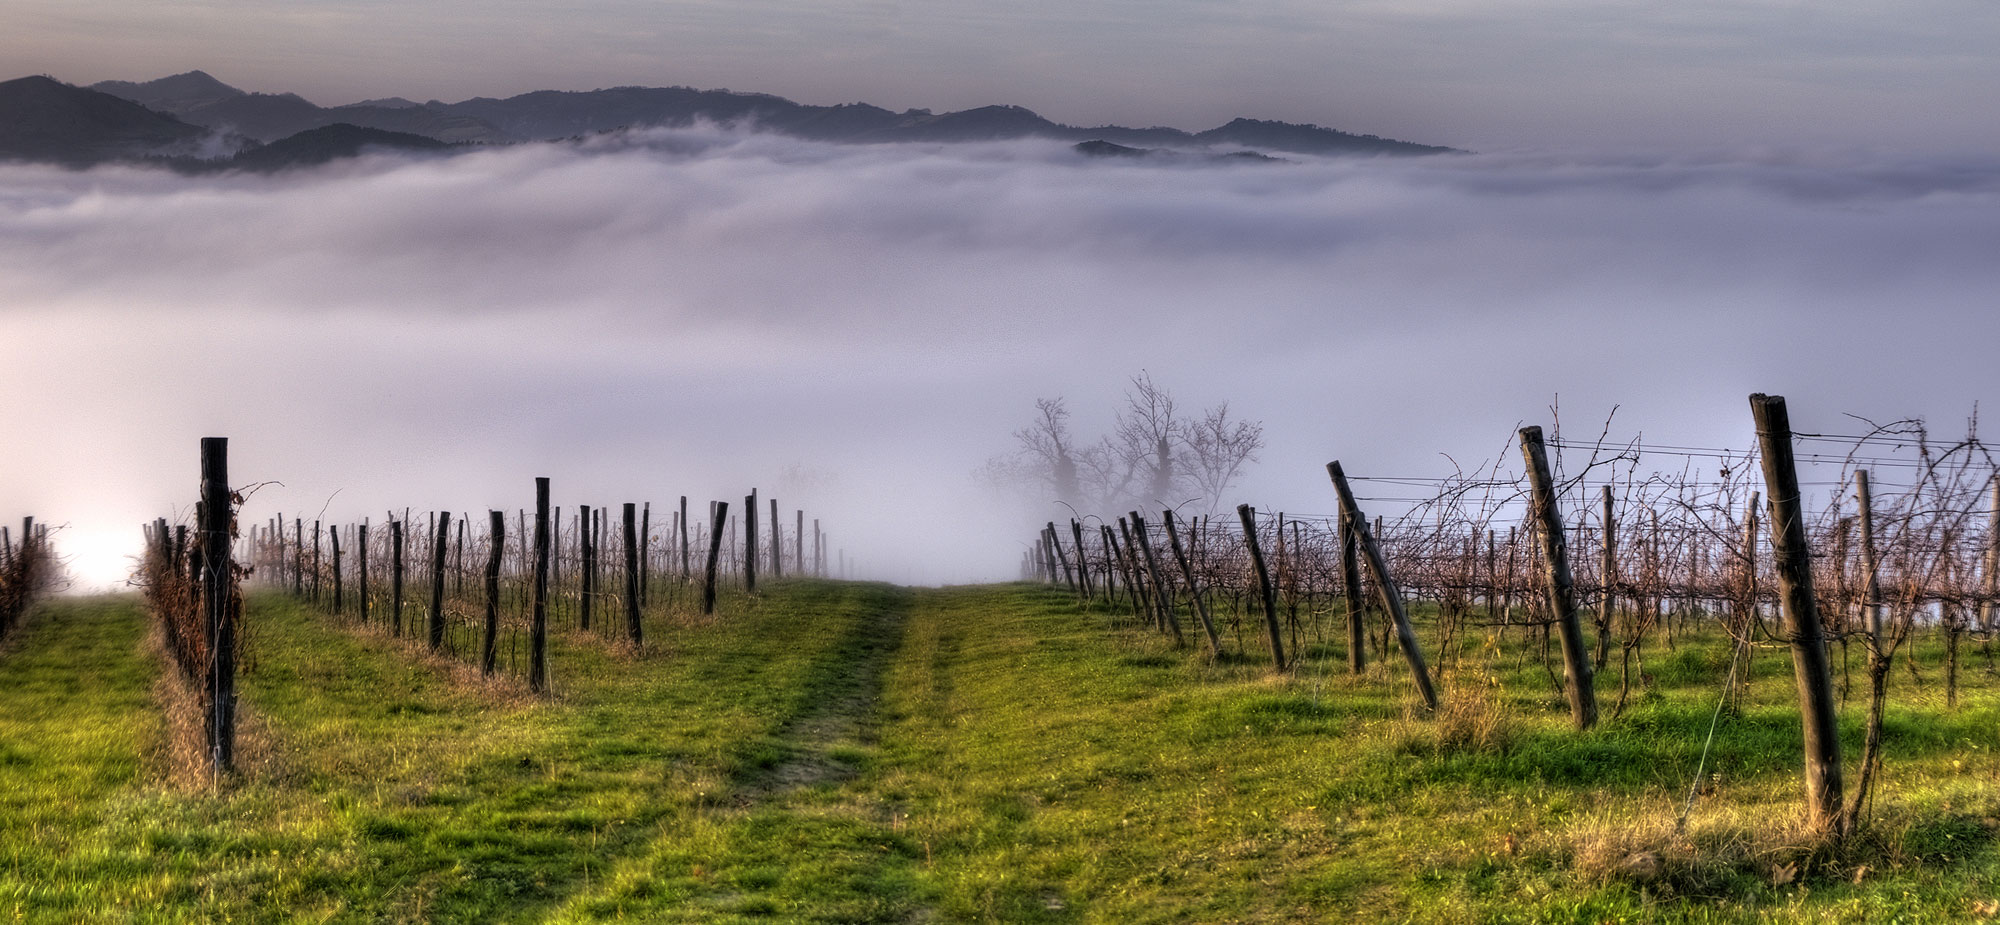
[4,3,1999,588]
[7,0,2000,152]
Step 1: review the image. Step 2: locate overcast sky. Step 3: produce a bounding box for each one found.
[9,0,2000,151]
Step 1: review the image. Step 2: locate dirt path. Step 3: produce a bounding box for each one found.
[738,583,915,798]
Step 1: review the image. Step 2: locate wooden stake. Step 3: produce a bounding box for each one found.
[1516,428,1598,730]
[1750,393,1845,836]
[1327,462,1439,711]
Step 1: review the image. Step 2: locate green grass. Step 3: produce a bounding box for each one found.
[3,584,1999,922]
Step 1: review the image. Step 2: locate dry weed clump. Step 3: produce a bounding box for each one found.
[1549,798,2000,898]
[1397,670,1517,756]
[143,620,281,789]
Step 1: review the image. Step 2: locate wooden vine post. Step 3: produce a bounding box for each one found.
[429,511,450,650]
[1237,504,1286,670]
[390,519,405,637]
[1339,507,1366,673]
[483,510,503,676]
[704,500,729,614]
[1326,462,1439,711]
[358,522,370,624]
[199,437,238,773]
[623,503,643,645]
[1749,393,1845,837]
[744,491,758,592]
[1070,519,1094,599]
[530,478,551,694]
[1161,510,1222,656]
[580,505,595,631]
[330,525,344,613]
[1130,513,1184,647]
[1516,427,1599,730]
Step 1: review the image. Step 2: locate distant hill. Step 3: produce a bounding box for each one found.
[91,72,510,144]
[0,75,212,165]
[89,71,1459,156]
[224,123,453,172]
[1073,139,1285,164]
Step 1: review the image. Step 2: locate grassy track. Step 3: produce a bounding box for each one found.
[3,584,1998,922]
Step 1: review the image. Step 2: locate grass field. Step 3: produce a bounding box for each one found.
[2,582,1998,922]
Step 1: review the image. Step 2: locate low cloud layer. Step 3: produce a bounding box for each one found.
[4,131,1999,587]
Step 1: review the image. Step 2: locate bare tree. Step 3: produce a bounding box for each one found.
[1185,402,1264,515]
[988,375,1265,519]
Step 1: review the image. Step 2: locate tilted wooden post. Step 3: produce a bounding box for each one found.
[1047,522,1076,592]
[530,478,551,694]
[1326,462,1439,711]
[1162,510,1221,656]
[623,503,642,645]
[484,510,503,676]
[1516,428,1598,730]
[199,437,237,773]
[429,511,450,650]
[704,500,729,614]
[1237,504,1286,670]
[1070,519,1094,599]
[1130,513,1184,646]
[1749,393,1845,836]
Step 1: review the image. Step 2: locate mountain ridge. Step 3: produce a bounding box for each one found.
[85,70,1461,156]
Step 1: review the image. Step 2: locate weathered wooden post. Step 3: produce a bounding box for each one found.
[1857,470,1881,641]
[1070,519,1094,599]
[1131,513,1184,646]
[679,496,691,581]
[1327,462,1440,711]
[1048,523,1078,593]
[331,525,344,614]
[1116,518,1153,623]
[704,500,729,614]
[484,510,503,676]
[1339,507,1365,673]
[1749,393,1845,836]
[1598,485,1616,670]
[429,511,450,650]
[744,491,758,592]
[1980,476,1998,632]
[1237,504,1286,670]
[1516,428,1598,730]
[390,519,406,637]
[770,497,782,579]
[531,478,551,694]
[577,505,594,631]
[795,510,804,580]
[292,517,304,595]
[623,503,642,645]
[1162,510,1221,655]
[358,521,371,625]
[199,437,237,773]
[312,520,323,603]
[639,501,652,607]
